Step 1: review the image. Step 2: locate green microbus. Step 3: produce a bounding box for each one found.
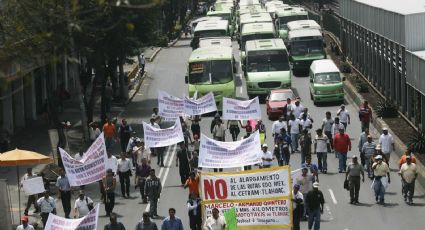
[243,39,292,96]
[240,22,276,61]
[186,46,237,110]
[309,59,345,104]
[191,20,229,50]
[275,7,308,40]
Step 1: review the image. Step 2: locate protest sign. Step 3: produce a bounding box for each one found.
[59,134,107,186]
[222,97,261,120]
[143,119,184,147]
[224,207,237,230]
[198,131,262,169]
[201,166,291,201]
[22,177,45,195]
[45,204,100,230]
[203,198,292,229]
[184,92,217,115]
[158,90,184,120]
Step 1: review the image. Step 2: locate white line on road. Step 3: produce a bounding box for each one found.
[328,189,338,204]
[324,204,334,221]
[157,146,173,179]
[160,145,177,188]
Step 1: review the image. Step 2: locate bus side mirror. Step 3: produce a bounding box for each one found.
[310,78,313,83]
[342,77,346,81]
[185,75,188,84]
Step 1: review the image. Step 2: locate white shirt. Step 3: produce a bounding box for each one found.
[314,135,329,153]
[150,121,161,128]
[16,225,35,230]
[399,163,417,183]
[133,146,151,165]
[288,119,301,134]
[74,196,93,217]
[331,123,345,137]
[301,119,312,131]
[261,151,273,166]
[293,104,304,118]
[337,109,350,123]
[106,155,118,173]
[74,153,84,161]
[272,120,287,135]
[203,215,226,230]
[379,134,394,154]
[117,158,132,172]
[37,196,56,213]
[89,127,101,141]
[292,191,304,209]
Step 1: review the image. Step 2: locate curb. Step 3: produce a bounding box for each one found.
[126,70,147,105]
[168,37,179,47]
[147,47,162,62]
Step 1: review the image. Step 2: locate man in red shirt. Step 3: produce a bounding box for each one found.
[184,171,199,196]
[399,147,417,169]
[359,100,372,132]
[333,127,351,173]
[103,118,117,150]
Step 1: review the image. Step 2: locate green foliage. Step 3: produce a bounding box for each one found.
[340,62,351,73]
[375,100,398,118]
[353,76,369,93]
[408,132,425,154]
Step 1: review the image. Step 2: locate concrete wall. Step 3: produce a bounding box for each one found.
[0,179,13,230]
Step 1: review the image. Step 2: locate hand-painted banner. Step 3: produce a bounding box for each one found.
[200,166,291,201]
[158,90,184,121]
[22,177,45,195]
[203,198,292,229]
[199,131,262,169]
[45,204,100,230]
[184,92,217,115]
[59,134,107,186]
[223,97,261,120]
[143,119,184,147]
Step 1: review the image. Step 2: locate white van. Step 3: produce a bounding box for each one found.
[309,59,345,104]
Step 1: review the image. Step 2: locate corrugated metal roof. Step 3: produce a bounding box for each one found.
[354,0,425,15]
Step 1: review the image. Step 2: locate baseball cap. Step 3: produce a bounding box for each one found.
[313,182,320,188]
[375,155,383,160]
[352,155,358,159]
[382,127,388,131]
[21,216,29,222]
[262,144,268,148]
[406,155,411,159]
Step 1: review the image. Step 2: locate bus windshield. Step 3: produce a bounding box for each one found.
[314,72,341,84]
[194,30,227,38]
[189,60,233,84]
[241,33,275,51]
[290,39,323,56]
[247,50,290,72]
[279,15,308,29]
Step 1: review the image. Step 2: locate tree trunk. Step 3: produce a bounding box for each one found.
[118,54,128,101]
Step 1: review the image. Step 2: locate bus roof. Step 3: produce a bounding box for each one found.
[191,16,222,25]
[189,46,233,61]
[242,22,275,35]
[194,20,229,32]
[239,0,260,6]
[239,6,266,16]
[240,12,273,24]
[310,59,339,73]
[265,1,287,10]
[245,39,287,52]
[199,37,232,48]
[288,29,322,40]
[275,6,307,17]
[287,20,321,31]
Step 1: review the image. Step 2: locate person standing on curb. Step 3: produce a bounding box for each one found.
[379,127,395,164]
[56,168,71,218]
[117,153,132,198]
[399,155,417,205]
[22,168,39,216]
[73,190,93,218]
[162,208,184,230]
[145,169,162,218]
[359,100,372,132]
[361,135,377,178]
[306,182,324,230]
[37,191,56,228]
[345,156,365,204]
[292,184,304,230]
[314,128,330,174]
[288,114,302,153]
[333,128,351,173]
[337,104,350,129]
[321,112,334,153]
[372,155,391,204]
[103,169,117,216]
[135,212,158,230]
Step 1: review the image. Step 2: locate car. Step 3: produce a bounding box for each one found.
[266,89,298,120]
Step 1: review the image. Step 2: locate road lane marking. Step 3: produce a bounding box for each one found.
[324,204,334,221]
[160,145,177,189]
[328,189,338,204]
[158,146,173,179]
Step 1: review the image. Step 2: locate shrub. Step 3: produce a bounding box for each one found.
[340,62,351,73]
[354,76,369,93]
[408,132,425,154]
[375,100,398,118]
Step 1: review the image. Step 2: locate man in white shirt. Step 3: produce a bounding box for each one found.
[272,116,287,140]
[399,156,417,205]
[16,216,35,230]
[37,191,56,228]
[261,144,274,168]
[379,127,395,163]
[292,100,304,119]
[73,190,93,218]
[288,114,302,153]
[133,140,151,166]
[331,117,345,137]
[117,153,132,198]
[337,104,350,129]
[22,168,39,216]
[204,208,226,230]
[314,128,330,173]
[292,184,304,230]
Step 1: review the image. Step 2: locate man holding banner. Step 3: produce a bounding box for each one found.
[22,168,40,216]
[203,208,226,230]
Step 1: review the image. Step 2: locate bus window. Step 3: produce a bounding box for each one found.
[247,50,290,72]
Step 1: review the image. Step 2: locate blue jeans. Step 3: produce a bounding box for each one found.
[105,137,113,150]
[374,177,386,202]
[338,152,347,172]
[291,133,299,152]
[317,152,327,171]
[308,208,321,230]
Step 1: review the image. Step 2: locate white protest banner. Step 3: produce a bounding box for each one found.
[158,90,184,121]
[200,166,291,201]
[45,204,100,230]
[22,177,45,195]
[143,119,184,147]
[184,92,217,115]
[203,198,292,229]
[198,131,262,169]
[222,97,261,120]
[59,134,107,186]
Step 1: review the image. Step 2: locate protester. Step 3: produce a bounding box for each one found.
[133,140,151,166]
[157,146,166,167]
[292,99,304,119]
[135,212,158,230]
[296,167,314,220]
[314,128,330,174]
[275,132,291,166]
[333,128,351,173]
[102,152,118,202]
[151,108,161,126]
[149,117,161,160]
[103,169,117,216]
[189,150,199,171]
[73,190,93,218]
[345,156,365,204]
[187,193,202,230]
[300,113,313,132]
[118,119,133,153]
[227,120,241,141]
[288,114,302,153]
[337,104,350,129]
[256,119,266,144]
[261,144,274,168]
[399,147,417,169]
[321,112,334,152]
[372,155,391,204]
[138,52,146,74]
[212,119,226,141]
[181,117,193,148]
[331,117,345,138]
[306,182,324,230]
[283,98,293,120]
[210,113,221,134]
[359,100,372,132]
[203,208,226,230]
[103,118,117,150]
[22,168,39,216]
[399,155,417,205]
[379,127,395,163]
[271,116,287,142]
[177,142,191,185]
[300,129,312,165]
[16,216,35,230]
[190,115,201,139]
[192,135,200,153]
[104,213,126,230]
[117,153,132,198]
[184,171,200,196]
[145,169,162,218]
[135,158,151,203]
[89,122,102,143]
[361,135,377,178]
[292,184,304,230]
[37,191,56,228]
[299,107,313,122]
[161,208,184,230]
[358,128,369,165]
[241,119,254,138]
[56,168,71,218]
[302,157,319,182]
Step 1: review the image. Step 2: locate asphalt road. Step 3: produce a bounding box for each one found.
[29,37,425,229]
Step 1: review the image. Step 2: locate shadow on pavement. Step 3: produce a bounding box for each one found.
[354,202,374,207]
